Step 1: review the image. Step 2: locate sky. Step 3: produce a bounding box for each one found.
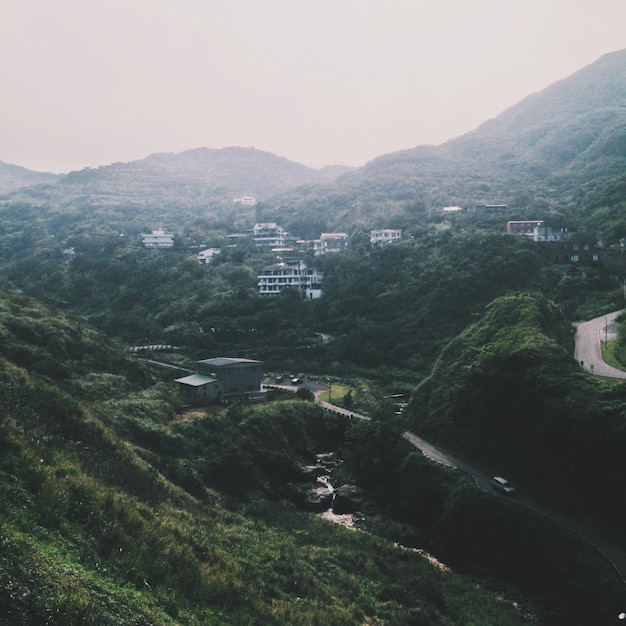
[1,1,625,174]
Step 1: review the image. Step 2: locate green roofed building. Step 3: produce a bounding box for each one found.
[174,373,221,406]
[176,357,265,405]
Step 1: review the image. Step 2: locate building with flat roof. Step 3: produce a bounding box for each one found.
[371,229,402,246]
[313,232,349,256]
[141,229,174,248]
[506,220,544,235]
[253,223,288,247]
[257,261,323,298]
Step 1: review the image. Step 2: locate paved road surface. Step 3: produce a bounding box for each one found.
[574,310,626,378]
[403,431,626,582]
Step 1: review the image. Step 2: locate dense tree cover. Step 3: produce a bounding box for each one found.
[0,202,623,389]
[405,293,626,541]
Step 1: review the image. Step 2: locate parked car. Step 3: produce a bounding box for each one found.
[291,377,303,384]
[275,374,284,383]
[492,476,515,496]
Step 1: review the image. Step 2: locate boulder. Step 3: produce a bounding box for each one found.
[284,483,333,512]
[332,484,369,514]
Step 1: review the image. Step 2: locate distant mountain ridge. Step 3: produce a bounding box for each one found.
[259,48,626,231]
[0,161,59,195]
[2,147,354,208]
[2,49,625,233]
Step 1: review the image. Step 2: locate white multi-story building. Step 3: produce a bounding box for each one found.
[141,229,174,248]
[257,261,323,299]
[370,229,402,246]
[313,232,349,256]
[253,223,289,248]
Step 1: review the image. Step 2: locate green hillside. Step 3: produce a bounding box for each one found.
[258,49,626,234]
[405,292,626,536]
[0,49,626,625]
[0,147,352,240]
[0,290,543,625]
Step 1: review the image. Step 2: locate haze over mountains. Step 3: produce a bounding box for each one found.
[2,48,626,625]
[2,48,625,222]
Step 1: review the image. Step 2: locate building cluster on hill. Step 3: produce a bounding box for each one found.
[196,224,403,298]
[142,223,403,298]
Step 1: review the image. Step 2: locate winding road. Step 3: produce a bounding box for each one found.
[269,316,626,579]
[574,310,626,378]
[403,430,626,582]
[405,309,626,582]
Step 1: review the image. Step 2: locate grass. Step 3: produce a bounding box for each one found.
[319,382,355,405]
[602,339,626,371]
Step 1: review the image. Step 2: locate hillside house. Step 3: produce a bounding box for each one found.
[257,261,323,298]
[313,232,349,256]
[176,357,265,405]
[371,229,402,246]
[198,247,221,264]
[506,220,544,235]
[253,223,292,248]
[141,229,174,248]
[174,373,221,405]
[506,222,600,264]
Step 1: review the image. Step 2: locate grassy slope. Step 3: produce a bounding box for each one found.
[0,290,533,625]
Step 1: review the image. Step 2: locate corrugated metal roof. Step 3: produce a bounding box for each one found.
[197,357,262,368]
[174,374,219,387]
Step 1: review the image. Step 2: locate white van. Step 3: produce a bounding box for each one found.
[492,476,515,495]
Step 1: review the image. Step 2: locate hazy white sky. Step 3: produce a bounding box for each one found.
[1,0,625,173]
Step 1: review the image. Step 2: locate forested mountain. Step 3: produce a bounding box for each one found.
[2,50,625,240]
[2,48,626,625]
[0,147,353,233]
[0,50,624,379]
[0,161,59,195]
[55,146,352,204]
[258,49,626,235]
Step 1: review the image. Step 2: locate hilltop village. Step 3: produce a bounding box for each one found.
[138,210,602,301]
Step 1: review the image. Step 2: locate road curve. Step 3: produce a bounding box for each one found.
[403,430,626,582]
[269,379,626,580]
[574,310,626,378]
